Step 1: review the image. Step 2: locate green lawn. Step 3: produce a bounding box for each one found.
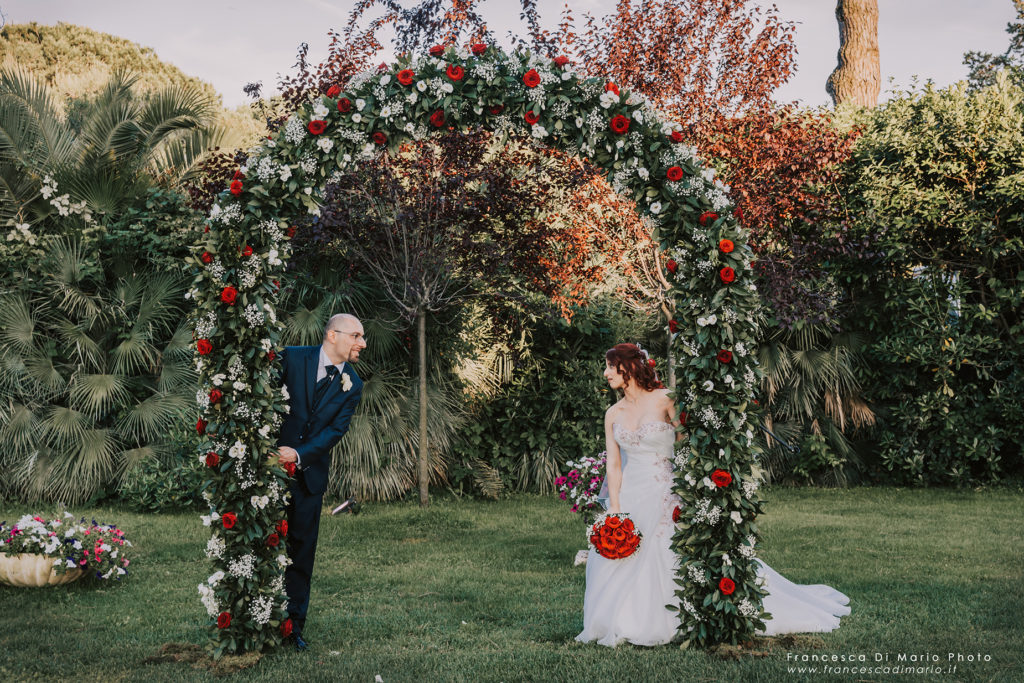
[1,488,1021,682]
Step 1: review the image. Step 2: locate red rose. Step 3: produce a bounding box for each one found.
[229,180,242,196]
[717,350,733,364]
[372,131,387,145]
[280,618,293,637]
[523,69,541,88]
[429,110,446,128]
[337,98,352,113]
[719,577,736,595]
[267,533,280,548]
[429,44,445,57]
[610,114,630,135]
[307,120,326,135]
[672,506,681,523]
[711,469,733,487]
[719,239,734,253]
[268,350,277,361]
[446,64,464,81]
[719,267,736,284]
[679,410,688,425]
[666,259,678,274]
[397,69,414,85]
[525,110,540,125]
[670,130,683,143]
[286,225,298,238]
[217,611,231,629]
[205,452,219,468]
[196,339,213,356]
[203,225,210,233]
[201,251,213,264]
[222,512,237,529]
[553,55,569,67]
[242,245,253,257]
[666,166,684,181]
[326,85,341,97]
[471,43,487,55]
[668,319,679,333]
[276,520,288,537]
[735,207,744,220]
[605,82,619,95]
[220,286,238,305]
[196,418,207,435]
[488,104,505,115]
[377,62,388,72]
[284,462,296,477]
[647,359,656,368]
[699,211,719,226]
[209,389,223,404]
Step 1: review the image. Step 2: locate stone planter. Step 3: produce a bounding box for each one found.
[0,553,84,587]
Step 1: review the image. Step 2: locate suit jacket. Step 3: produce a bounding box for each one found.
[277,345,363,496]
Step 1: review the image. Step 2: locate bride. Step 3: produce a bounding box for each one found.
[575,343,851,647]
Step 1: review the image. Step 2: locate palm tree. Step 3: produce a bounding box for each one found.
[757,323,875,485]
[1,66,233,226]
[0,237,195,503]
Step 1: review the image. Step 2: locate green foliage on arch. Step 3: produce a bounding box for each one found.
[189,45,765,655]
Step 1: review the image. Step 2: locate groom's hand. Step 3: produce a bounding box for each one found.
[277,446,299,464]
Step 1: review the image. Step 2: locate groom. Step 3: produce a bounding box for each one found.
[276,313,366,651]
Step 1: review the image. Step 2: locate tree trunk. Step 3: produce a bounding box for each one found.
[827,0,880,107]
[417,307,429,507]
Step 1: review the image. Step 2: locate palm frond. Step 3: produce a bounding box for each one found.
[116,392,190,444]
[68,373,131,420]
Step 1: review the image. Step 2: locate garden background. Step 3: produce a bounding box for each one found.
[0,1,1022,680]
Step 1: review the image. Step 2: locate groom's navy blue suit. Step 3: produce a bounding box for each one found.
[278,345,362,637]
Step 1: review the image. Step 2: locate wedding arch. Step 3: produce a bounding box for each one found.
[189,44,765,656]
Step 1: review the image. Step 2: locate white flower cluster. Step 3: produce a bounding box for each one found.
[228,356,246,381]
[697,314,717,327]
[209,202,242,225]
[195,388,210,411]
[687,564,708,585]
[738,536,757,559]
[205,534,225,559]
[228,553,256,579]
[239,255,262,289]
[198,583,220,617]
[250,594,275,626]
[673,448,689,469]
[698,405,724,429]
[691,498,721,525]
[250,494,270,510]
[243,303,265,327]
[206,259,226,282]
[6,222,37,245]
[233,401,256,422]
[195,311,217,339]
[738,598,758,618]
[284,116,307,145]
[681,598,703,621]
[742,479,759,498]
[40,175,93,222]
[228,440,246,459]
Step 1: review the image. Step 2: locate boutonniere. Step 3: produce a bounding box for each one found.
[341,373,353,392]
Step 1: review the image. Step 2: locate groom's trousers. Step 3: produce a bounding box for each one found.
[284,472,323,636]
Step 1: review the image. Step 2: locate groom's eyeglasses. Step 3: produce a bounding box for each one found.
[332,329,367,343]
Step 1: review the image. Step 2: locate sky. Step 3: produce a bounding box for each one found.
[1,0,1018,109]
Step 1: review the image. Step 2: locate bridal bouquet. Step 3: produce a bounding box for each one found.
[0,512,133,580]
[556,452,606,525]
[588,512,642,560]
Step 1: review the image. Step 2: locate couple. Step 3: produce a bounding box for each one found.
[576,343,851,647]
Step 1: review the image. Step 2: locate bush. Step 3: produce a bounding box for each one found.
[834,74,1024,485]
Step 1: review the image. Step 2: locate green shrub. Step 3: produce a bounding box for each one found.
[835,74,1024,485]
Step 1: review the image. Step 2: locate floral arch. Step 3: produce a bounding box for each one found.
[190,44,765,655]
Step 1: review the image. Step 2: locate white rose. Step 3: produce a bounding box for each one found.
[650,202,662,214]
[730,511,742,524]
[351,113,362,123]
[355,98,366,111]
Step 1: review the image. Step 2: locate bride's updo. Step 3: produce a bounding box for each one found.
[605,343,664,392]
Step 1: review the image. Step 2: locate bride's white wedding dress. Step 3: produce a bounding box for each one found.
[575,421,851,647]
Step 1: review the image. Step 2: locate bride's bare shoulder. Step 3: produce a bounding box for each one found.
[605,401,625,420]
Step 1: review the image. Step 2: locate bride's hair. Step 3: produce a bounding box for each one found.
[605,343,664,392]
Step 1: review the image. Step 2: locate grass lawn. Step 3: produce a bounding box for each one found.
[1,487,1021,682]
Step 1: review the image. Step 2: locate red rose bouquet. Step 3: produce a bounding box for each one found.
[588,512,642,560]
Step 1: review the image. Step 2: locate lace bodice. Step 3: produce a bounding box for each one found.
[612,420,675,452]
